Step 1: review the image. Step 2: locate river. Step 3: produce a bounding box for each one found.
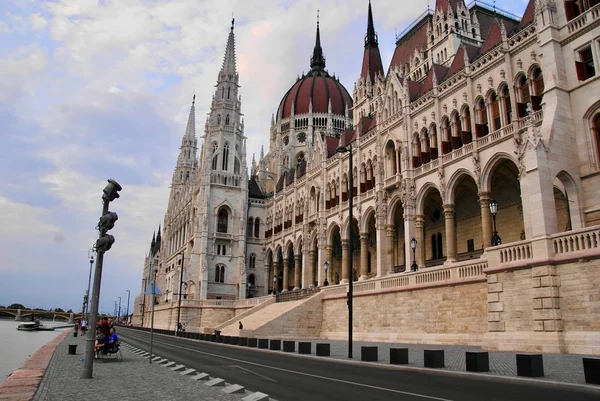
[0,320,68,384]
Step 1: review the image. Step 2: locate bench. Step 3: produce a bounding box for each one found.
[99,340,123,361]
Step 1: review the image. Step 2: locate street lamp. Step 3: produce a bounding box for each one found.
[117,296,121,324]
[490,200,502,246]
[336,137,354,359]
[273,276,277,294]
[125,289,130,326]
[323,261,329,286]
[149,268,159,364]
[84,250,94,320]
[410,237,418,272]
[175,251,185,335]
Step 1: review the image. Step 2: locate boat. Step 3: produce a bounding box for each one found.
[17,320,55,331]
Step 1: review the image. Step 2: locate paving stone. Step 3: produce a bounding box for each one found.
[31,335,250,401]
[223,384,245,394]
[242,392,270,401]
[180,368,196,376]
[162,361,176,368]
[170,364,186,372]
[205,378,226,387]
[191,373,211,381]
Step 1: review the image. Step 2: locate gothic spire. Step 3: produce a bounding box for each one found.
[365,0,377,47]
[220,17,237,77]
[150,231,156,254]
[310,11,326,72]
[183,94,196,141]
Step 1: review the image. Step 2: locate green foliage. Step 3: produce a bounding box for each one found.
[7,303,28,310]
[54,308,65,313]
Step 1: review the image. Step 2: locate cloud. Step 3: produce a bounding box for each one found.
[30,13,47,30]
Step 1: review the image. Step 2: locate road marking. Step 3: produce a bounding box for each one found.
[138,335,454,401]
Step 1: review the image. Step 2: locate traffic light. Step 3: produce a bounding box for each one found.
[97,211,118,231]
[96,234,115,253]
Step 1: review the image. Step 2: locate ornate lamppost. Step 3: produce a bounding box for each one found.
[490,200,502,246]
[410,237,418,272]
[323,261,329,286]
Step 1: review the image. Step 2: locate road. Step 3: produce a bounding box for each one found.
[119,328,598,401]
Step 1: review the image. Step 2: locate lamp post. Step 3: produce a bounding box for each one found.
[410,237,418,272]
[323,261,329,286]
[175,251,185,335]
[490,200,502,246]
[336,138,354,359]
[149,268,158,364]
[117,296,121,324]
[125,289,130,325]
[84,250,94,320]
[273,276,277,294]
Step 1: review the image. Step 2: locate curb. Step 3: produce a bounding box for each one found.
[122,342,275,401]
[0,331,69,401]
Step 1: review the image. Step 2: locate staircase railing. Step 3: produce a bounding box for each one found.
[275,287,320,303]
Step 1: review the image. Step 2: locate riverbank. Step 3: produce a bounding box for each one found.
[0,331,68,401]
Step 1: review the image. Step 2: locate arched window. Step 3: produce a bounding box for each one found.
[490,92,501,131]
[227,87,231,99]
[221,88,225,98]
[500,86,512,125]
[385,140,397,176]
[222,143,229,170]
[593,113,600,165]
[215,265,225,283]
[516,75,530,118]
[450,112,463,150]
[247,217,254,237]
[212,143,218,171]
[217,114,222,124]
[412,135,422,168]
[531,67,544,111]
[248,273,256,285]
[429,125,438,160]
[254,218,260,238]
[420,129,430,165]
[475,98,489,137]
[225,114,230,125]
[234,157,240,174]
[217,209,228,233]
[461,106,473,144]
[249,254,256,269]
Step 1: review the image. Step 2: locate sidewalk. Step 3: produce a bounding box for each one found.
[31,333,270,401]
[290,338,595,386]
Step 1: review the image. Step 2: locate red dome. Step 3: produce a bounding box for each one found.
[276,71,353,121]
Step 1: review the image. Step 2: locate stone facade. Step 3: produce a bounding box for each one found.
[132,0,600,354]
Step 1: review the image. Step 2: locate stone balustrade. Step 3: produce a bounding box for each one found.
[551,226,600,256]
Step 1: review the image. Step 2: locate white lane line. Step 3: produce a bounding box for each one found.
[147,337,454,401]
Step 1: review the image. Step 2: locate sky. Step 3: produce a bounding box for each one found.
[0,0,530,315]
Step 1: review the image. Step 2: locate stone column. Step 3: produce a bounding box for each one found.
[282,259,289,292]
[294,255,302,290]
[264,263,270,294]
[340,240,349,284]
[415,215,425,267]
[359,233,369,280]
[273,261,280,293]
[444,204,457,263]
[308,250,316,288]
[325,246,333,285]
[479,192,492,249]
[385,224,395,274]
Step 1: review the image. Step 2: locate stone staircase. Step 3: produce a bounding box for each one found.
[219,300,304,336]
[219,291,324,338]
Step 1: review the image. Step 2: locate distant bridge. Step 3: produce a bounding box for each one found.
[0,308,80,321]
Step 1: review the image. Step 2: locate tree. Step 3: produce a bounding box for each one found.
[54,308,65,313]
[8,303,27,310]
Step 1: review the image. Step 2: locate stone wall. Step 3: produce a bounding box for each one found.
[199,307,235,330]
[321,281,488,345]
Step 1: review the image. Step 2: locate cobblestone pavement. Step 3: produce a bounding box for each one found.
[32,334,268,401]
[291,338,594,385]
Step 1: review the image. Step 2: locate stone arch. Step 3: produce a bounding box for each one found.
[387,195,403,225]
[554,170,584,230]
[415,182,441,215]
[481,152,519,193]
[294,235,303,254]
[384,139,398,177]
[445,168,478,204]
[327,221,341,244]
[284,240,294,258]
[361,206,377,233]
[583,101,600,168]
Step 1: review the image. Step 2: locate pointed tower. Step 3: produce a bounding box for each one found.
[170,95,198,199]
[194,18,250,301]
[360,1,384,84]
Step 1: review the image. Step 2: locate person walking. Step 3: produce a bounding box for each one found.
[238,321,243,330]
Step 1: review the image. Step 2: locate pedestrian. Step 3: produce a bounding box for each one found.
[81,318,88,335]
[238,321,243,330]
[74,320,80,337]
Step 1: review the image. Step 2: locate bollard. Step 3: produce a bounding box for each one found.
[316,343,330,357]
[248,338,258,348]
[424,350,444,368]
[298,342,311,354]
[258,339,269,349]
[361,346,378,362]
[231,337,240,346]
[516,354,544,377]
[240,337,248,346]
[583,357,600,385]
[210,334,217,342]
[217,336,224,344]
[390,348,409,365]
[466,352,489,372]
[222,336,231,344]
[68,344,77,355]
[269,339,281,351]
[283,341,295,352]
